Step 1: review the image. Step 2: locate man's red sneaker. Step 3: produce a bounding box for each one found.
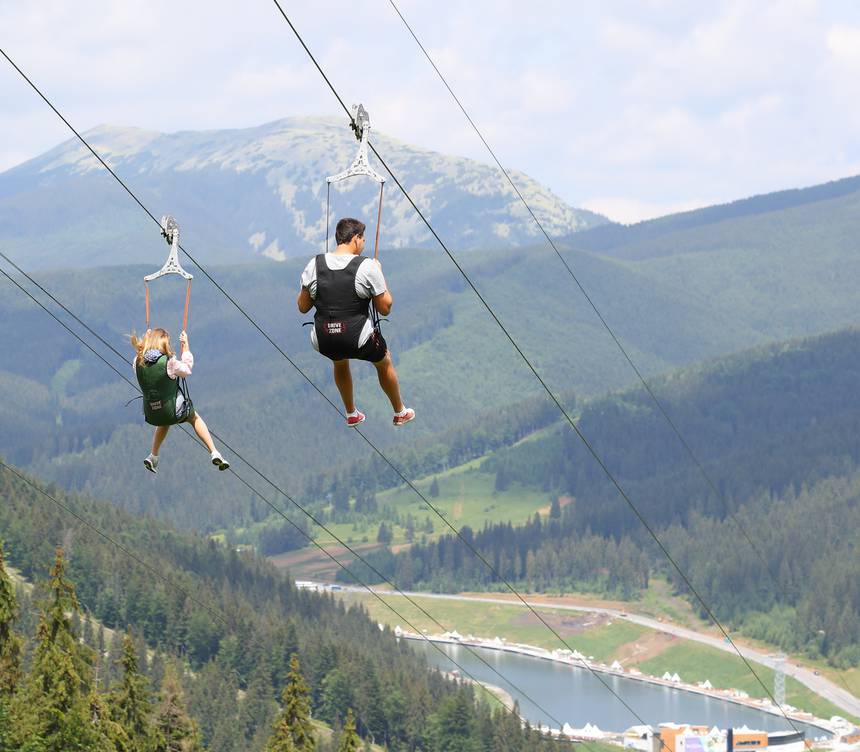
[347,410,366,427]
[392,408,415,427]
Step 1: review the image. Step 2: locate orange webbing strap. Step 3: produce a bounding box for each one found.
[144,281,151,330]
[374,182,384,260]
[182,279,192,332]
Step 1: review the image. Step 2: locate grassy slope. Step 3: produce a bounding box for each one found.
[636,643,853,723]
[338,590,647,659]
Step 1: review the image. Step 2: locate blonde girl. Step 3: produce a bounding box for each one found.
[131,327,229,473]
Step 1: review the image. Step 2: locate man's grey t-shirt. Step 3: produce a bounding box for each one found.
[300,253,387,350]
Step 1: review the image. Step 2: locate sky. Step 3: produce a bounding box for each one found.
[2,0,860,224]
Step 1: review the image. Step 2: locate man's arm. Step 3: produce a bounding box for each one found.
[297,287,314,313]
[373,289,393,316]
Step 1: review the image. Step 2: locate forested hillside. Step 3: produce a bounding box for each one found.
[0,461,563,751]
[5,181,860,539]
[347,327,860,667]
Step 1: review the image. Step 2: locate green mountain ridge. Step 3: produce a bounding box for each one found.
[568,172,860,260]
[3,167,860,537]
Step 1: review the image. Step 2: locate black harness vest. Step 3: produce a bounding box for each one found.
[313,254,371,361]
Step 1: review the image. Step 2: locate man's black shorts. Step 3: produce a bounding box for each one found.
[329,330,388,364]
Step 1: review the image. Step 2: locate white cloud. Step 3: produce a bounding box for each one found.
[1,0,860,223]
[826,24,860,65]
[225,66,307,98]
[581,195,711,224]
[262,239,286,262]
[516,71,575,114]
[248,231,266,251]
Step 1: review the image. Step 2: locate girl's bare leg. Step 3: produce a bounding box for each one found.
[188,413,217,453]
[151,426,170,455]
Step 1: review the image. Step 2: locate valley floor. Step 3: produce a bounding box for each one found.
[325,585,860,724]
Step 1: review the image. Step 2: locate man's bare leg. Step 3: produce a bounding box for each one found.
[333,360,356,413]
[373,352,405,413]
[151,425,169,455]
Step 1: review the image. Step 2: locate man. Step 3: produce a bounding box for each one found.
[297,217,415,427]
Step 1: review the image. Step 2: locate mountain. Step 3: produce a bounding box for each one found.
[0,117,606,270]
[5,156,860,538]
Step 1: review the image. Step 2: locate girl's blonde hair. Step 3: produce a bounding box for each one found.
[130,328,174,365]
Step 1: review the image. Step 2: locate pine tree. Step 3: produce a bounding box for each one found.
[429,478,440,498]
[0,701,12,752]
[494,463,511,492]
[186,659,240,749]
[0,541,23,698]
[110,632,154,751]
[89,690,132,752]
[10,548,102,751]
[241,660,277,744]
[152,664,203,752]
[376,523,392,545]
[266,726,296,752]
[429,688,480,752]
[319,669,352,726]
[336,709,360,752]
[267,654,315,752]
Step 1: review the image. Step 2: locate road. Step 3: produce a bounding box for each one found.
[336,585,860,719]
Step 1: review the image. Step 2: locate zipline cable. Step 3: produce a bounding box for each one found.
[0,51,695,735]
[0,265,542,726]
[265,5,802,727]
[384,0,845,699]
[2,38,797,728]
[0,257,569,729]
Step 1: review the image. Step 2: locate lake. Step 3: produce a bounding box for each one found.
[412,641,830,739]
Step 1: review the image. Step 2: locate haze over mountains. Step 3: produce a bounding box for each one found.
[4,161,860,533]
[4,116,860,696]
[4,115,860,537]
[0,116,605,269]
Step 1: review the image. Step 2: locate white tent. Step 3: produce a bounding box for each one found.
[671,673,681,683]
[662,672,673,680]
[611,660,623,671]
[701,679,713,689]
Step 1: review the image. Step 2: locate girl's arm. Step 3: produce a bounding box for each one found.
[167,350,193,379]
[167,331,193,378]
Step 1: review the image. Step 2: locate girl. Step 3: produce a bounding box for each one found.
[131,327,229,474]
